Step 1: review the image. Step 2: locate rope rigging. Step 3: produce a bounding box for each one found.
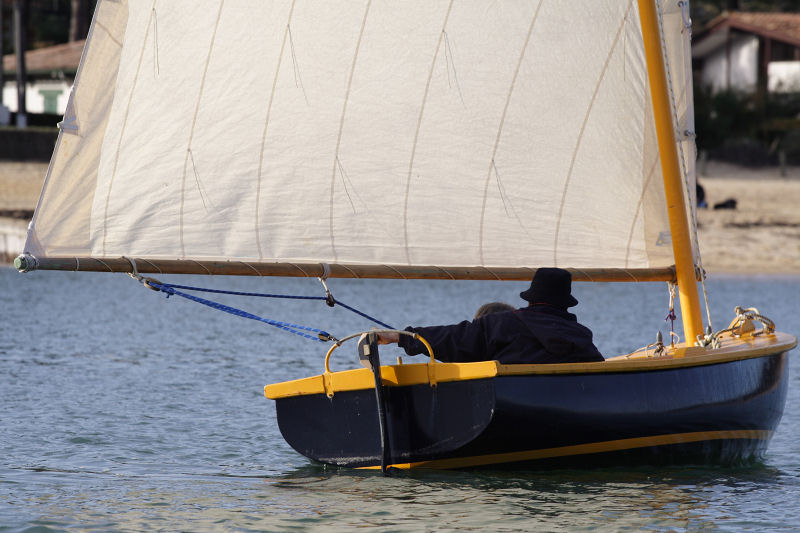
[123,258,393,343]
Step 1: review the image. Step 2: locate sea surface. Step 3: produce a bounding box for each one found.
[1,267,799,532]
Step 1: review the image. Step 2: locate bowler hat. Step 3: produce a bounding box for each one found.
[519,268,579,308]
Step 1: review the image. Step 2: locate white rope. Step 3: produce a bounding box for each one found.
[655,0,714,333]
[696,306,775,348]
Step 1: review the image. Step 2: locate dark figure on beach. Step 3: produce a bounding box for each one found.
[696,182,707,208]
[378,268,603,364]
[713,198,737,210]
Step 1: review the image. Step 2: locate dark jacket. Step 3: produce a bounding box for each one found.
[398,305,603,364]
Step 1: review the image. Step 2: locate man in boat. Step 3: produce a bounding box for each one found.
[377,268,603,364]
[474,301,514,319]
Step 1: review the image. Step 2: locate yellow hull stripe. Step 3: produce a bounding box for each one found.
[358,430,773,470]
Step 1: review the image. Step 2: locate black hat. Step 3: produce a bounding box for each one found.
[519,268,578,308]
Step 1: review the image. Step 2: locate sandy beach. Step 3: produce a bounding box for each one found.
[1,160,799,274]
[696,162,800,275]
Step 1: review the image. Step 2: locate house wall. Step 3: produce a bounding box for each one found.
[699,35,759,93]
[768,61,800,92]
[1,80,72,115]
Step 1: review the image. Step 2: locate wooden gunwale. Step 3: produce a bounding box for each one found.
[264,331,797,399]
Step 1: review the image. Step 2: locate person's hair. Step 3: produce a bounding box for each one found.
[474,302,514,319]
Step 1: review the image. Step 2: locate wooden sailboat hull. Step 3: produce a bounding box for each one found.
[267,334,795,470]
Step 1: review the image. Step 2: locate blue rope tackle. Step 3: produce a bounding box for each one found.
[138,277,394,343]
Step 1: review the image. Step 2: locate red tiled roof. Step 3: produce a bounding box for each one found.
[699,11,800,48]
[2,40,85,74]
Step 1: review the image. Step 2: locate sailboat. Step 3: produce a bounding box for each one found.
[15,0,796,471]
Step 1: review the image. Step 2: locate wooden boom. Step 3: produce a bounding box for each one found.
[15,255,677,283]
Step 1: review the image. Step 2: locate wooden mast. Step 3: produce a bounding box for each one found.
[637,0,704,344]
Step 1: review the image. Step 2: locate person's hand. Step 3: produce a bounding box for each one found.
[376,331,400,344]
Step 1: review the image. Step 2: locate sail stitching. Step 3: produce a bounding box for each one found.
[443,30,465,105]
[553,0,635,266]
[336,158,395,239]
[329,0,373,262]
[624,155,660,267]
[402,0,455,265]
[189,149,214,211]
[152,8,160,77]
[255,1,297,261]
[179,0,225,258]
[478,0,543,264]
[102,0,159,256]
[336,158,358,214]
[287,26,309,104]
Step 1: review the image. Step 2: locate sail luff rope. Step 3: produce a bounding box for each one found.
[655,0,714,333]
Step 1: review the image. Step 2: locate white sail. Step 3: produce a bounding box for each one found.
[25,0,695,273]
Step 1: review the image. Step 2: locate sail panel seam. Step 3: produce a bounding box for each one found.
[553,0,635,266]
[402,0,455,266]
[625,154,660,267]
[329,0,373,263]
[477,0,543,265]
[255,1,297,261]
[179,0,225,258]
[102,0,159,256]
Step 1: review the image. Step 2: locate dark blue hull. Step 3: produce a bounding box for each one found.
[272,347,791,470]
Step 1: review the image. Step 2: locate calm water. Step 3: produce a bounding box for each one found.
[1,267,799,532]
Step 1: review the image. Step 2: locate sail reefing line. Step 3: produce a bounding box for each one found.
[553,0,636,267]
[477,0,544,265]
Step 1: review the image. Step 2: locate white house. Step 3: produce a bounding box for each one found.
[2,40,84,116]
[693,12,800,94]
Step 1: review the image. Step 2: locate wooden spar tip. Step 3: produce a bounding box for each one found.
[14,253,37,273]
[15,254,679,283]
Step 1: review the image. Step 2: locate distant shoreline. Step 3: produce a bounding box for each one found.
[2,160,799,274]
